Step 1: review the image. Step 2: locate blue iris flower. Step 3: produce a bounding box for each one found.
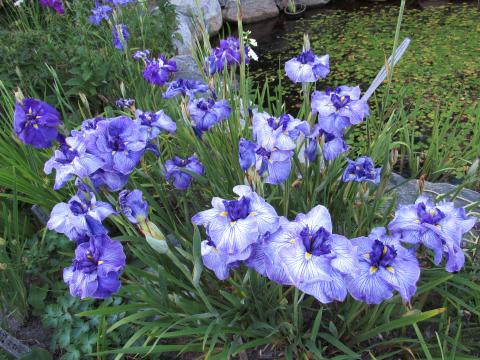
[311,86,369,134]
[163,79,209,99]
[187,98,231,137]
[164,155,204,190]
[388,196,476,272]
[192,185,279,257]
[273,205,357,303]
[285,49,329,83]
[118,189,149,224]
[85,116,147,175]
[47,190,115,242]
[134,109,176,140]
[347,228,420,304]
[63,234,125,299]
[13,98,63,149]
[342,156,381,184]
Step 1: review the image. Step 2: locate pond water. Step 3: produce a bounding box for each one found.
[238,0,479,116]
[220,0,480,181]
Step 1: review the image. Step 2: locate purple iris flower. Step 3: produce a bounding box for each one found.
[342,156,381,184]
[86,116,147,175]
[201,236,251,280]
[47,191,115,241]
[89,5,111,25]
[347,227,420,304]
[115,98,135,109]
[388,196,476,272]
[187,98,231,136]
[39,0,64,14]
[208,36,249,75]
[132,49,150,61]
[311,86,369,132]
[306,124,348,162]
[134,109,176,140]
[238,136,294,185]
[285,50,329,83]
[13,98,63,149]
[44,134,103,190]
[111,24,129,51]
[143,55,177,86]
[107,0,136,5]
[163,79,209,99]
[275,206,357,303]
[118,189,148,224]
[164,155,204,190]
[192,185,279,256]
[63,234,125,299]
[238,137,257,172]
[253,112,309,151]
[89,169,129,192]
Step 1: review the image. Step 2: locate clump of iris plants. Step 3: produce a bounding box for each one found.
[11,23,477,311]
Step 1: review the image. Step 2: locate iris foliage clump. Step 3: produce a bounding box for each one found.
[0,0,479,359]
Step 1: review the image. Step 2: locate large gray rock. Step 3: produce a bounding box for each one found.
[170,0,222,36]
[173,13,194,56]
[171,55,204,81]
[303,0,331,7]
[277,0,330,9]
[223,0,279,23]
[388,173,480,211]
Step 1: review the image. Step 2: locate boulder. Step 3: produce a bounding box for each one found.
[388,173,480,211]
[223,0,279,24]
[277,0,331,9]
[173,13,194,56]
[171,55,204,81]
[170,0,222,36]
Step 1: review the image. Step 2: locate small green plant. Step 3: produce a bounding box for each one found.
[42,295,133,360]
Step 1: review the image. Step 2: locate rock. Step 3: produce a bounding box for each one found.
[303,0,331,7]
[277,0,330,9]
[170,0,222,36]
[388,173,480,211]
[173,13,194,56]
[171,55,204,81]
[223,0,279,24]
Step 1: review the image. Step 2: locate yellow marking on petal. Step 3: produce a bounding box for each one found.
[269,159,273,163]
[275,119,279,125]
[82,204,88,209]
[230,221,236,226]
[124,141,129,145]
[250,211,257,216]
[414,219,420,223]
[340,96,345,102]
[370,266,378,274]
[90,205,97,209]
[97,260,104,265]
[289,239,296,244]
[28,108,33,114]
[305,252,312,260]
[87,255,93,260]
[284,130,289,135]
[363,253,370,259]
[386,266,395,273]
[147,128,152,132]
[35,115,41,119]
[112,150,117,155]
[32,124,39,129]
[429,209,436,215]
[436,224,442,229]
[220,211,228,217]
[382,246,388,256]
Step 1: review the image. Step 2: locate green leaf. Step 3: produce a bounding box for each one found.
[192,225,203,286]
[353,308,446,343]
